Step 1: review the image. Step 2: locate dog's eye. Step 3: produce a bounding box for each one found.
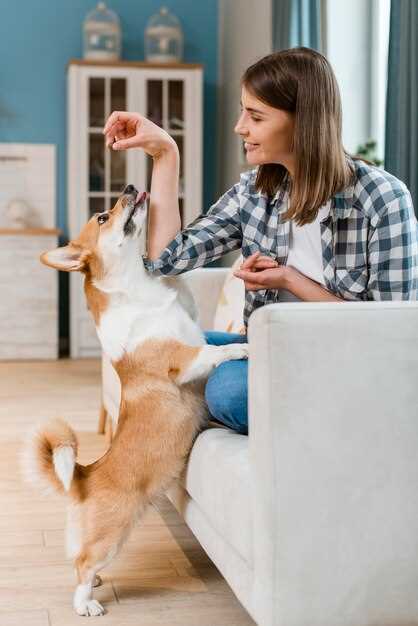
[97,213,109,225]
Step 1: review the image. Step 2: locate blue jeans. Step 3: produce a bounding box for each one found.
[204,331,248,435]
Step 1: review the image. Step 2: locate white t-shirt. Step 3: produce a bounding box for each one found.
[278,201,331,302]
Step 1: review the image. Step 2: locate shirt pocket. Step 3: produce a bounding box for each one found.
[335,265,369,300]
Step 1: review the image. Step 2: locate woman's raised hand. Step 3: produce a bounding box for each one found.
[103,111,177,159]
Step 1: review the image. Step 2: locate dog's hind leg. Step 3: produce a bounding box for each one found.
[67,506,103,587]
[72,513,133,617]
[73,543,117,616]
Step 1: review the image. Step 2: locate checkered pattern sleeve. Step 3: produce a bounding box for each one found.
[143,182,243,275]
[367,188,418,300]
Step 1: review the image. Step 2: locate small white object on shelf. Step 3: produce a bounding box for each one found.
[145,6,183,63]
[83,2,121,61]
[5,198,42,229]
[0,144,56,229]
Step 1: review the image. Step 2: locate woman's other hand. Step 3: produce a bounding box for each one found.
[103,111,177,159]
[233,251,289,290]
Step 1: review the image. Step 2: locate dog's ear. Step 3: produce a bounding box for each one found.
[40,244,89,272]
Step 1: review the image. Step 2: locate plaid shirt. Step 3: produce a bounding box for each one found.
[144,158,418,326]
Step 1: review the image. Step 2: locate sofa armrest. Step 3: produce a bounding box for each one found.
[176,267,228,331]
[248,301,418,626]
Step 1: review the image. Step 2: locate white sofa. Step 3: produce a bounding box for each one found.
[101,268,418,626]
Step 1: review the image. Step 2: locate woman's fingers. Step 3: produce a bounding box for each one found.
[112,135,143,150]
[103,112,126,135]
[106,120,125,135]
[257,255,278,264]
[240,253,278,272]
[252,259,278,270]
[241,252,260,270]
[234,269,265,284]
[103,111,139,134]
[105,123,129,147]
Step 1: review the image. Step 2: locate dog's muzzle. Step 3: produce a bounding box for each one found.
[123,185,147,236]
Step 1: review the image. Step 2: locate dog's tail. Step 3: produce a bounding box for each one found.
[21,418,80,495]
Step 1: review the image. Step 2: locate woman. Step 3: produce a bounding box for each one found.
[103,47,418,435]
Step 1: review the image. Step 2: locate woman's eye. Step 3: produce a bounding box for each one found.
[251,117,261,123]
[97,213,109,225]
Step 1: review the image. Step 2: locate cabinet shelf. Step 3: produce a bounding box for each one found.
[68,58,203,70]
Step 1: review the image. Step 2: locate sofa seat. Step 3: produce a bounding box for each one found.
[179,427,253,566]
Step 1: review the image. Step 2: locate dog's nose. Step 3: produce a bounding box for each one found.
[123,184,137,195]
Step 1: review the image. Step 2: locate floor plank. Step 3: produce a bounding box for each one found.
[0,609,49,626]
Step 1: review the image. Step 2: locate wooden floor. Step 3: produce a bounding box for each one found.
[0,358,255,626]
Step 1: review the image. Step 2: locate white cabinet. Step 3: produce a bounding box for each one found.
[67,60,203,357]
[0,229,59,360]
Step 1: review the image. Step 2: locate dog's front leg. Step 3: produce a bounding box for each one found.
[176,343,248,385]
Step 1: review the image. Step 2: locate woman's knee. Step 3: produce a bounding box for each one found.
[204,331,247,346]
[205,361,248,434]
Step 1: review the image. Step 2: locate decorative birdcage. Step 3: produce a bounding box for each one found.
[83,2,121,61]
[145,7,183,63]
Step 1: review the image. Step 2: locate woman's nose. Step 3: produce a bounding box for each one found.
[234,114,247,136]
[234,121,246,136]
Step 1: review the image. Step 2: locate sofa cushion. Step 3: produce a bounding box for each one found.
[180,427,252,565]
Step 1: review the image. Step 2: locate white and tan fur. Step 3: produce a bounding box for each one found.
[21,186,247,617]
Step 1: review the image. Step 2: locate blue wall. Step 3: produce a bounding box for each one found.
[0,0,218,231]
[0,0,218,347]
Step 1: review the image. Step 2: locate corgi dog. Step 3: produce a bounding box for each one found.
[22,185,248,617]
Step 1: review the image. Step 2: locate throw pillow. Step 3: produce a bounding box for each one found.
[213,255,246,334]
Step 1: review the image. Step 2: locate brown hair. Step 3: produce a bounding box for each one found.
[241,47,354,226]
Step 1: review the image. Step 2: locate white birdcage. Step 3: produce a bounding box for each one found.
[145,7,183,63]
[83,2,121,61]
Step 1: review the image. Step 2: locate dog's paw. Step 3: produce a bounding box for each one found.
[223,343,249,361]
[75,599,105,616]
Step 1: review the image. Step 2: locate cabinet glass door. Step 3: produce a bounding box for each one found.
[88,76,127,218]
[146,78,185,226]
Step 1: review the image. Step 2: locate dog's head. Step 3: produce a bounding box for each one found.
[41,185,147,278]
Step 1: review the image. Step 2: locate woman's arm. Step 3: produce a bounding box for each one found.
[284,267,345,302]
[143,181,243,276]
[102,111,182,259]
[234,260,345,302]
[147,147,181,260]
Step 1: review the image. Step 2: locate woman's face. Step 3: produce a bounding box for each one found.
[234,86,295,171]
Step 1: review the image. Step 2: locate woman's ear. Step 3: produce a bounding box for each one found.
[40,244,89,272]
